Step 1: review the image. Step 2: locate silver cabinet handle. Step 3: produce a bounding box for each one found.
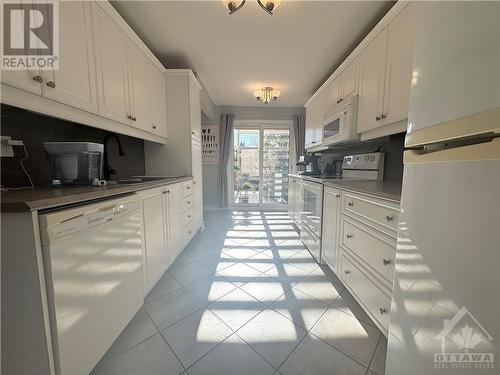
[152,125,157,130]
[381,114,387,119]
[346,233,352,239]
[193,181,197,185]
[339,98,343,102]
[336,99,340,104]
[192,131,195,135]
[335,194,340,198]
[165,190,170,193]
[344,270,350,275]
[379,307,387,315]
[187,201,191,204]
[33,75,43,83]
[382,258,391,266]
[46,81,56,88]
[348,201,354,207]
[375,116,381,121]
[385,215,394,222]
[127,115,133,120]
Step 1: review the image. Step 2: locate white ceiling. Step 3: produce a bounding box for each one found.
[111,1,393,108]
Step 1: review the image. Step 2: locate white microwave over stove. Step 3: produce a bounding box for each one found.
[322,96,359,146]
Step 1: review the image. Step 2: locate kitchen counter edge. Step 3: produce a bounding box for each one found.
[288,174,401,202]
[1,176,193,213]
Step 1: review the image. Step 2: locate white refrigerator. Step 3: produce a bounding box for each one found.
[386,2,500,375]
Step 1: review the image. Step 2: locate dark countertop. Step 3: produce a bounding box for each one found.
[289,174,401,202]
[1,176,193,212]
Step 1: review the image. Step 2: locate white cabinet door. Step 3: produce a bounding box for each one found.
[127,42,151,131]
[322,187,341,271]
[1,70,42,95]
[358,28,388,133]
[189,79,201,141]
[141,189,167,292]
[167,184,182,264]
[92,3,129,124]
[341,58,359,102]
[43,1,97,113]
[328,77,341,108]
[305,101,315,148]
[313,90,328,144]
[1,2,42,95]
[150,66,168,138]
[382,4,415,126]
[191,141,203,230]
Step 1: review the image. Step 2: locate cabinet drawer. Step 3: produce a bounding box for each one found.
[181,181,193,197]
[181,196,193,212]
[343,192,399,233]
[340,251,391,333]
[182,209,193,227]
[340,216,395,285]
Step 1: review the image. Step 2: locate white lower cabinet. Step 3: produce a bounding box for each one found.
[140,187,168,294]
[321,187,341,270]
[166,183,183,264]
[322,188,400,336]
[140,179,202,295]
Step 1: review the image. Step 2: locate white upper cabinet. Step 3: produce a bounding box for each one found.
[92,3,130,124]
[127,42,152,130]
[189,78,202,141]
[150,67,168,138]
[358,28,388,133]
[2,1,168,143]
[43,1,98,113]
[382,4,415,127]
[327,77,341,109]
[305,2,415,141]
[358,4,415,134]
[341,58,359,102]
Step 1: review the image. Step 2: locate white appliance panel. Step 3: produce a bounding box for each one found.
[407,2,500,145]
[40,197,144,375]
[386,141,500,375]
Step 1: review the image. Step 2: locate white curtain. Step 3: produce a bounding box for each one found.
[219,113,235,208]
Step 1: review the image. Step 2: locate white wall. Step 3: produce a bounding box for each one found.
[202,105,305,209]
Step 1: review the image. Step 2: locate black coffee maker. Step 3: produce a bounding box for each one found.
[296,154,321,175]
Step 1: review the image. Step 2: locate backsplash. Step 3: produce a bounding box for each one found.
[319,132,405,184]
[1,104,145,187]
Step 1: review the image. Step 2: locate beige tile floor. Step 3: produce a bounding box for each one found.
[92,211,387,375]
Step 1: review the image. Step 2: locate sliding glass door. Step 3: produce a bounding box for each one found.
[232,123,292,208]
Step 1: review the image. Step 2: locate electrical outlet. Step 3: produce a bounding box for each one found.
[1,144,14,157]
[0,136,23,157]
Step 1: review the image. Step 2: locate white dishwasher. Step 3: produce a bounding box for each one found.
[39,195,144,375]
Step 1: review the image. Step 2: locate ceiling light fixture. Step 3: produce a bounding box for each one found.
[222,0,281,15]
[253,87,280,104]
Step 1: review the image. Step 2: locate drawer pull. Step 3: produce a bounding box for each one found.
[382,258,392,266]
[348,201,354,207]
[46,80,56,88]
[33,75,43,83]
[187,201,191,204]
[336,194,340,198]
[187,186,191,189]
[346,233,353,239]
[188,215,192,218]
[344,270,350,275]
[379,307,387,315]
[385,215,394,222]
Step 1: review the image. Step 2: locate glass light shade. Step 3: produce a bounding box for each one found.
[253,89,263,99]
[272,89,281,99]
